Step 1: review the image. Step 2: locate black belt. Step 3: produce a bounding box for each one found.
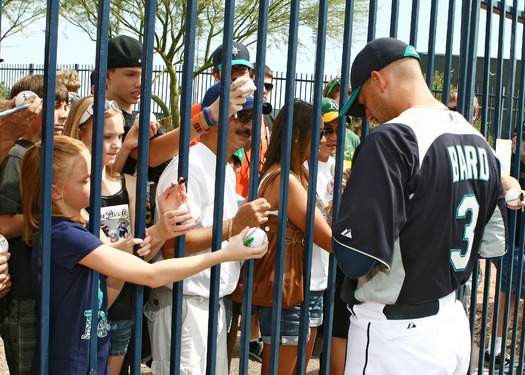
[382,300,439,320]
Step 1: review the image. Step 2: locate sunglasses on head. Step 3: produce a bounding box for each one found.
[236,112,252,124]
[264,83,274,91]
[79,100,121,126]
[326,79,341,97]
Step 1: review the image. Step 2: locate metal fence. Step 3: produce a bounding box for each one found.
[3,0,525,375]
[0,63,334,125]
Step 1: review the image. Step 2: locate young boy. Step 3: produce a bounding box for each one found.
[0,74,69,374]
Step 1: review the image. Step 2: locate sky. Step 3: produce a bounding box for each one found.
[1,1,524,76]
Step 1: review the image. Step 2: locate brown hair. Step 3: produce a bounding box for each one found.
[56,69,81,92]
[261,98,313,188]
[9,74,69,104]
[21,136,88,245]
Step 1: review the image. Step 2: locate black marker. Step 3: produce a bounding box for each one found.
[169,177,187,192]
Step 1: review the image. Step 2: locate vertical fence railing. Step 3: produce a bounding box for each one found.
[5,0,525,373]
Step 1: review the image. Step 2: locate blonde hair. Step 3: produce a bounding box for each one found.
[63,95,123,140]
[63,96,124,177]
[56,69,81,92]
[21,136,88,245]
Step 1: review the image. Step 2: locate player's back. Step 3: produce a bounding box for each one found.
[334,107,507,306]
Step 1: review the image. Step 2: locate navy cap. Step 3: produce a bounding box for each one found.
[212,41,252,71]
[340,37,420,117]
[108,35,143,69]
[202,82,272,114]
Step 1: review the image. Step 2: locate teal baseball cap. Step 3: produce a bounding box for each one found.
[340,38,420,118]
[212,41,252,70]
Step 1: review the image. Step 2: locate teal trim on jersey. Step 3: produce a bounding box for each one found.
[340,86,361,117]
[404,45,420,60]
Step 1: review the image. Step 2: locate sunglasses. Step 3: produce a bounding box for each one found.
[79,100,121,126]
[320,126,335,138]
[326,79,341,97]
[448,106,457,111]
[264,83,274,91]
[236,112,252,124]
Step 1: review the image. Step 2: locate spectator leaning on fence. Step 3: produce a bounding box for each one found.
[0,74,68,375]
[145,81,270,375]
[20,135,268,375]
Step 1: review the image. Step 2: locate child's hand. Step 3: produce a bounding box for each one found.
[221,227,268,262]
[158,178,189,214]
[111,236,151,258]
[123,123,139,151]
[156,209,195,241]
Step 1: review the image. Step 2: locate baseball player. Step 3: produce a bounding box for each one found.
[333,37,508,374]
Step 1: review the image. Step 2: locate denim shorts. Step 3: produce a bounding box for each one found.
[258,290,324,346]
[493,247,525,297]
[109,319,134,356]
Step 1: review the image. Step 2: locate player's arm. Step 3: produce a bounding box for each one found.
[500,171,525,210]
[333,241,378,279]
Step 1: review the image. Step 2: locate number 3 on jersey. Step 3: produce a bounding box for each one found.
[450,194,480,271]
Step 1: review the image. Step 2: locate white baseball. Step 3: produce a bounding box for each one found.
[505,189,523,206]
[15,91,38,107]
[240,78,255,98]
[244,227,268,248]
[0,235,8,253]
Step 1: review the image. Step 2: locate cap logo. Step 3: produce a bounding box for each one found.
[404,46,420,59]
[328,101,339,111]
[138,59,141,64]
[232,46,239,56]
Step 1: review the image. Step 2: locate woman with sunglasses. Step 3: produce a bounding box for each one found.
[63,96,194,375]
[255,99,333,375]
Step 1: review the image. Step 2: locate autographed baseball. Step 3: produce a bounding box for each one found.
[505,189,523,206]
[0,235,8,253]
[244,227,268,248]
[15,91,38,107]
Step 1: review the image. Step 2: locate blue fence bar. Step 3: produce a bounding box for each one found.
[4,0,525,374]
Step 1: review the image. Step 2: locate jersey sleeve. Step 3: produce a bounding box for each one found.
[478,196,507,258]
[333,124,419,274]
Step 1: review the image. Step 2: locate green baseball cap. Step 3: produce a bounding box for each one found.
[340,38,420,118]
[322,98,339,123]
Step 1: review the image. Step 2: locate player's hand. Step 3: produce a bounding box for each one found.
[505,188,525,210]
[232,198,271,233]
[221,227,268,262]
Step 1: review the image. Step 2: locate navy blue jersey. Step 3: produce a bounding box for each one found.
[333,107,507,306]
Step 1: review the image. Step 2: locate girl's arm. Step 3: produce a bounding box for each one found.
[79,227,268,289]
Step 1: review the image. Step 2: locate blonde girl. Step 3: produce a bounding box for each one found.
[21,136,267,374]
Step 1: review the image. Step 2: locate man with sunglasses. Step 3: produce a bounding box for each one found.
[148,82,270,374]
